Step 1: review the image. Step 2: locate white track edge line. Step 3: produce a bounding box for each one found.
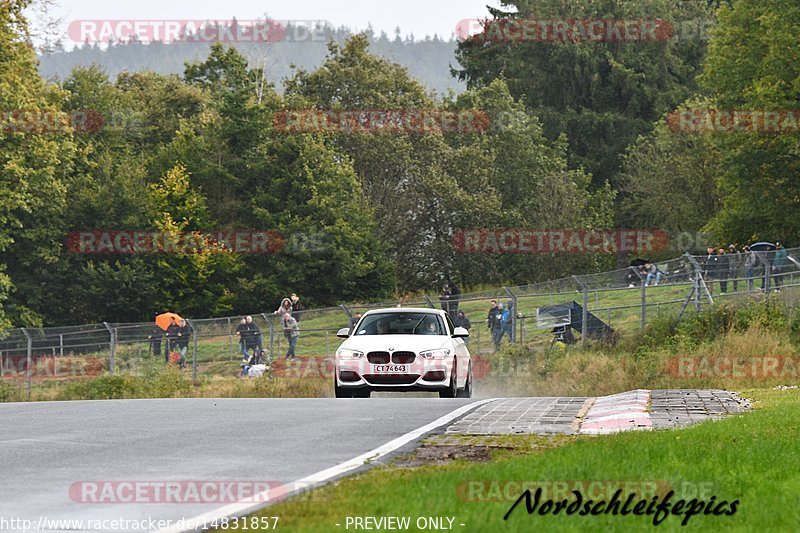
[154,398,498,533]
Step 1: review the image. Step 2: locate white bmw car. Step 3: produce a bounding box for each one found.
[334,308,473,398]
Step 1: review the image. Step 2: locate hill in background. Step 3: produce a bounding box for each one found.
[37,26,466,95]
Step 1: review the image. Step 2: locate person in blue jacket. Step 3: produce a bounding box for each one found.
[501,300,514,345]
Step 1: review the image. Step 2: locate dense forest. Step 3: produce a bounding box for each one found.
[1,0,798,327]
[38,25,465,95]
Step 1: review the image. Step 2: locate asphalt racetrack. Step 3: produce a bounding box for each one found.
[0,398,479,532]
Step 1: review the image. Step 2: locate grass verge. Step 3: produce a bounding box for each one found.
[0,362,329,402]
[231,388,799,532]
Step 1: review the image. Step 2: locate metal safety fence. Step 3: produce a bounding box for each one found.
[3,247,799,396]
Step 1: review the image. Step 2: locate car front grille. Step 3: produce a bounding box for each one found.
[392,351,416,364]
[367,351,390,364]
[363,374,420,385]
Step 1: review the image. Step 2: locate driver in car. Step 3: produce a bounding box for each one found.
[376,319,390,334]
[422,321,438,335]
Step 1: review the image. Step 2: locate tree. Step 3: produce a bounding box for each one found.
[285,35,501,289]
[453,0,711,192]
[698,0,800,243]
[447,79,616,283]
[617,100,721,255]
[145,164,240,317]
[179,44,395,308]
[0,0,75,327]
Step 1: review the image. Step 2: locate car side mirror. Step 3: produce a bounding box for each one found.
[337,327,351,339]
[453,327,469,338]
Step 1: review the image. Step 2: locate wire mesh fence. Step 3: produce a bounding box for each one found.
[3,247,800,396]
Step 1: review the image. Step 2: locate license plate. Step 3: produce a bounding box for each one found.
[373,364,408,373]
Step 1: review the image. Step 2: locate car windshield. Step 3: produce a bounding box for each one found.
[354,313,445,335]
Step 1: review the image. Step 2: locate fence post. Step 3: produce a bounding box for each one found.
[59,334,63,357]
[691,255,702,312]
[187,319,198,381]
[22,328,32,398]
[763,253,772,293]
[103,322,115,373]
[261,313,274,358]
[573,276,589,344]
[227,317,233,360]
[325,331,329,358]
[640,278,647,329]
[685,253,714,306]
[504,287,517,344]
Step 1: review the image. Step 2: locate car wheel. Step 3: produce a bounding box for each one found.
[456,363,473,398]
[439,360,458,398]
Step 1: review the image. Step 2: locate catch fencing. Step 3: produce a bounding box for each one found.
[2,248,799,396]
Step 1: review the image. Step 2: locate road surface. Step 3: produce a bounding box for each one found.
[0,398,478,532]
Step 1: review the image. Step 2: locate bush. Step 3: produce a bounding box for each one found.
[788,313,800,351]
[0,381,14,402]
[58,374,128,400]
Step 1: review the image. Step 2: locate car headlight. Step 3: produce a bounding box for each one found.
[336,348,364,359]
[419,348,451,360]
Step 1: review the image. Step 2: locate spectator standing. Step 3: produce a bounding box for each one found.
[283,312,299,360]
[743,245,757,292]
[446,278,460,319]
[235,318,249,358]
[245,315,262,353]
[165,318,180,363]
[174,319,191,369]
[439,284,451,314]
[274,298,292,317]
[502,301,514,344]
[761,245,774,291]
[728,244,742,292]
[773,243,788,291]
[486,300,498,330]
[148,317,163,357]
[290,293,303,322]
[349,312,363,332]
[491,302,505,351]
[453,310,471,331]
[717,248,730,294]
[453,310,471,345]
[703,246,718,295]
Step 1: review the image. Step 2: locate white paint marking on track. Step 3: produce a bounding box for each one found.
[154,398,498,533]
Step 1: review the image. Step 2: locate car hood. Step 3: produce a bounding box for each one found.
[339,334,451,353]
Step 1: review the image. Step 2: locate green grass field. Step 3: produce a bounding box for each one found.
[233,387,800,532]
